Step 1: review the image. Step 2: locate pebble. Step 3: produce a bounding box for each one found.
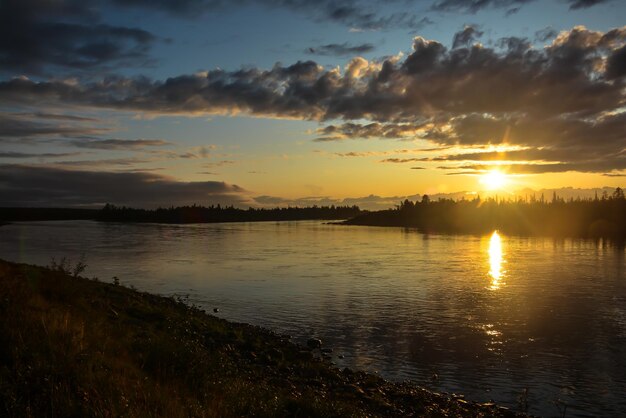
[307,338,322,349]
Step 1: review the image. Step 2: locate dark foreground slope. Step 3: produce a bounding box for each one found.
[0,260,524,418]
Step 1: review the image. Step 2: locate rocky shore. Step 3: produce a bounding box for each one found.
[0,259,527,417]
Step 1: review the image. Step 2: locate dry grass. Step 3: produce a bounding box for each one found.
[0,259,524,418]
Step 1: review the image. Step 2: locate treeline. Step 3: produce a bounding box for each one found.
[97,203,362,223]
[344,188,626,239]
[0,204,362,224]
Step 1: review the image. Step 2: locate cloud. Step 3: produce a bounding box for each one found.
[0,0,155,74]
[314,122,426,141]
[111,0,434,31]
[568,0,612,10]
[69,138,172,150]
[253,195,289,205]
[10,112,100,122]
[431,0,611,13]
[0,164,248,207]
[1,26,625,174]
[203,160,236,167]
[306,43,375,57]
[0,151,83,159]
[442,159,626,174]
[380,158,421,163]
[606,44,626,79]
[431,0,534,13]
[1,0,613,78]
[0,113,108,139]
[50,157,157,168]
[535,27,558,43]
[0,113,173,153]
[452,25,483,49]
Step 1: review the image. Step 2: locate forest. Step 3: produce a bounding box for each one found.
[96,204,362,223]
[344,188,626,239]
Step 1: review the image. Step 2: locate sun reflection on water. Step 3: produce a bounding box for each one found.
[488,230,504,290]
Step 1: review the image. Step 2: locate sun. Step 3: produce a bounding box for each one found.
[481,170,508,190]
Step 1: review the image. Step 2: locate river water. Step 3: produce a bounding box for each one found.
[1,220,624,417]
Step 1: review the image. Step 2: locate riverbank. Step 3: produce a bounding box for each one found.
[0,259,525,417]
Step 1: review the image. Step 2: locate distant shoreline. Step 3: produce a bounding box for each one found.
[0,204,362,224]
[0,259,525,417]
[341,194,626,240]
[3,192,625,240]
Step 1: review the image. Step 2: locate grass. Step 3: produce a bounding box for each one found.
[0,259,525,417]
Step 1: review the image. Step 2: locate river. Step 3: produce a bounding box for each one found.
[1,220,624,417]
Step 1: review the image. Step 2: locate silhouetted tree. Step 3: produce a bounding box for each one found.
[343,188,626,239]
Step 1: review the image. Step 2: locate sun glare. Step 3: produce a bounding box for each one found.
[488,230,504,290]
[481,170,507,190]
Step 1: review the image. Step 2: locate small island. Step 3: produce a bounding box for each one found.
[0,259,524,417]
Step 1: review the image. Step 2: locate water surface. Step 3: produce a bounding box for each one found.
[1,220,624,417]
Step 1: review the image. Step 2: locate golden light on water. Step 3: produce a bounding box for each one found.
[488,230,504,290]
[481,169,508,190]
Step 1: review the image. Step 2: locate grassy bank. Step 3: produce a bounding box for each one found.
[0,259,524,417]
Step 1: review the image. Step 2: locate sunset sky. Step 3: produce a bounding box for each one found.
[1,0,625,208]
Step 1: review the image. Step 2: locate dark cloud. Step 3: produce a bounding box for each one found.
[606,44,626,79]
[0,112,108,139]
[0,151,82,159]
[452,25,483,49]
[318,4,432,31]
[568,0,612,10]
[535,27,558,43]
[0,0,155,74]
[69,138,172,150]
[306,43,375,57]
[314,122,425,141]
[253,195,289,205]
[0,113,172,156]
[504,6,521,16]
[111,0,225,15]
[431,0,534,13]
[10,112,100,122]
[109,0,613,26]
[203,160,236,167]
[0,165,247,207]
[1,26,625,174]
[432,0,610,13]
[332,149,421,157]
[380,158,421,163]
[0,0,614,79]
[445,160,626,174]
[112,0,433,31]
[50,157,157,168]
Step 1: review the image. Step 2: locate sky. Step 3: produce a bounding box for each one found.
[0,0,625,208]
